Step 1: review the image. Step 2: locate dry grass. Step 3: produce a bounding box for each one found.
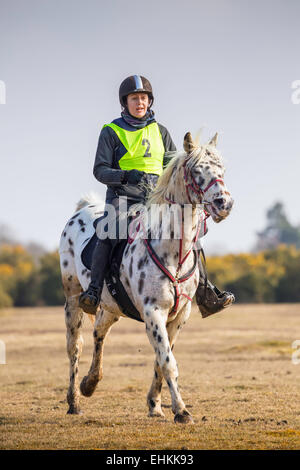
[0,303,300,449]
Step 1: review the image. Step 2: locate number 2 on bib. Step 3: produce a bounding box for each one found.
[142,139,152,158]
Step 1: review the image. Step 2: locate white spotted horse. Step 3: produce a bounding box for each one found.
[59,132,233,423]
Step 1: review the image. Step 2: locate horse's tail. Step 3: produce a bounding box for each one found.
[75,192,104,212]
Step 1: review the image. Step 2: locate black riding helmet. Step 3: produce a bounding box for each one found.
[119,75,154,108]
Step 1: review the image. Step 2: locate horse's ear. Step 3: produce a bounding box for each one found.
[183,132,196,154]
[208,132,218,147]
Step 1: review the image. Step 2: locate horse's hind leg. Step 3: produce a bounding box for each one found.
[65,294,84,414]
[80,309,119,397]
[147,360,165,417]
[145,306,193,424]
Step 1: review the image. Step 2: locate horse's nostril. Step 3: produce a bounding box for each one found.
[214,198,225,207]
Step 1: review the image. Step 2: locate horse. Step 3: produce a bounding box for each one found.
[59,131,233,423]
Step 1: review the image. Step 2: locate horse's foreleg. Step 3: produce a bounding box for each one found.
[145,307,193,424]
[65,294,84,415]
[80,309,119,397]
[166,304,192,423]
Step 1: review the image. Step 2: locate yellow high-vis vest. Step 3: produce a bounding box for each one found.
[103,122,165,176]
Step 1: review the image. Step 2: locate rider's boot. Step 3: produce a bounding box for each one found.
[195,279,235,318]
[78,239,111,315]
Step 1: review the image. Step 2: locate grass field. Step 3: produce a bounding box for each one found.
[0,303,300,450]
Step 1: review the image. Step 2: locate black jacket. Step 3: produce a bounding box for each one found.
[93,117,176,203]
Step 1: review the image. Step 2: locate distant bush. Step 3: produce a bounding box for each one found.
[39,251,65,305]
[207,245,300,303]
[0,244,64,307]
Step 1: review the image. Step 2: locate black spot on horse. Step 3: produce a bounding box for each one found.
[149,399,155,408]
[68,238,73,246]
[157,335,162,343]
[129,258,133,278]
[63,260,68,267]
[78,219,85,226]
[63,232,66,237]
[150,297,157,305]
[81,227,85,233]
[131,244,136,253]
[124,245,130,258]
[137,258,144,270]
[68,275,73,281]
[69,220,74,226]
[138,277,144,294]
[144,296,149,305]
[71,213,79,220]
[153,330,157,339]
[166,356,170,362]
[69,248,75,257]
[125,278,130,287]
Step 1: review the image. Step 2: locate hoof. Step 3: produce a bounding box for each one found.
[174,411,194,424]
[148,410,165,418]
[80,375,99,397]
[67,405,83,415]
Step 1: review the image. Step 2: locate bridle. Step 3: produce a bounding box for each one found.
[127,158,225,317]
[183,159,224,206]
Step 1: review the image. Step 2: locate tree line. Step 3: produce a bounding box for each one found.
[0,202,299,307]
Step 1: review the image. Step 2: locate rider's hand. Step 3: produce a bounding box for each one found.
[123,169,145,185]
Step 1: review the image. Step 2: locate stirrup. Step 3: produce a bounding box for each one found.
[79,288,100,315]
[195,283,235,318]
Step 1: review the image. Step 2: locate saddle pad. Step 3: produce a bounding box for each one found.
[81,214,114,270]
[81,232,98,271]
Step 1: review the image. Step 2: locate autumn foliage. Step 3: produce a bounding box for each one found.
[0,244,64,308]
[0,242,299,307]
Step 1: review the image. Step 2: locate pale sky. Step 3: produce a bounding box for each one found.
[1,0,300,254]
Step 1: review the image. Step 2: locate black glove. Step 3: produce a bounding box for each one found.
[123,169,145,185]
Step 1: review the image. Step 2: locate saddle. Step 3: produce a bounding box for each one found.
[81,215,144,323]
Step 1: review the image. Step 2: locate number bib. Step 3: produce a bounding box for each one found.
[103,122,165,176]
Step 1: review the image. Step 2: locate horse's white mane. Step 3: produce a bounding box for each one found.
[146,142,224,207]
[75,192,104,212]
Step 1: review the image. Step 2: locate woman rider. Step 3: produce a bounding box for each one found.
[79,75,234,317]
